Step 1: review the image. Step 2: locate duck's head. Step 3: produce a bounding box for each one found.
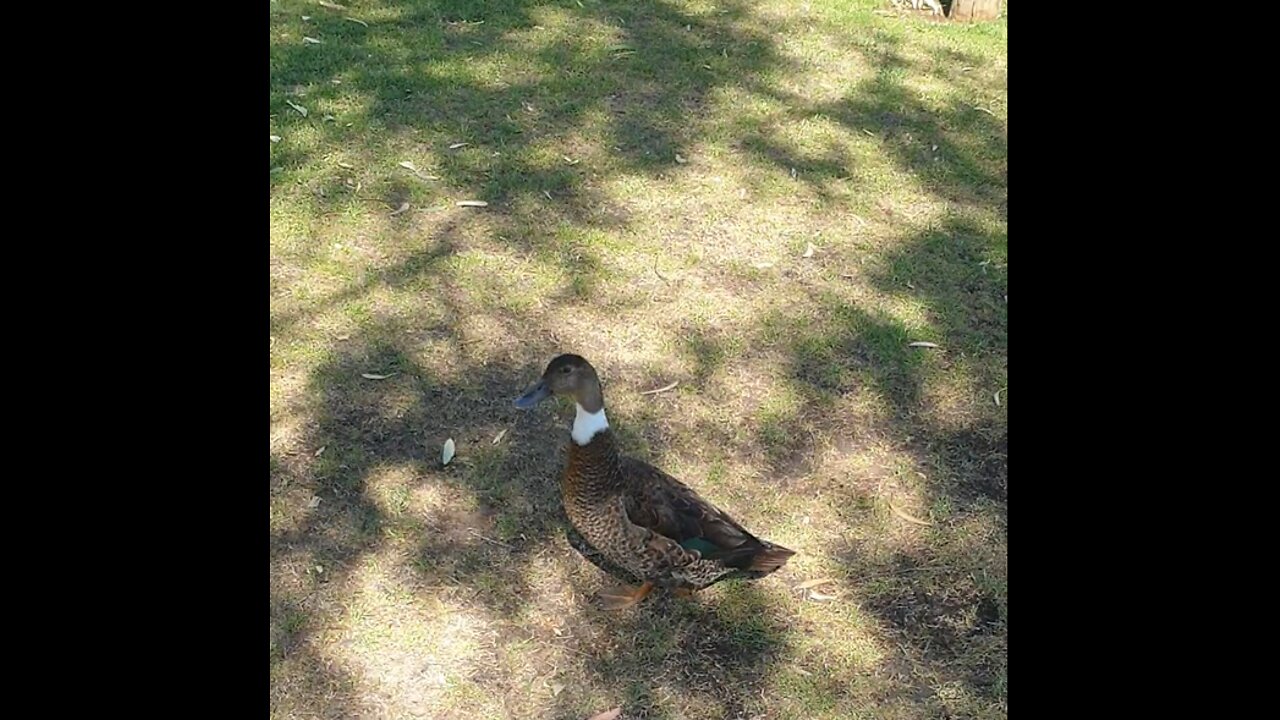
[513,354,604,413]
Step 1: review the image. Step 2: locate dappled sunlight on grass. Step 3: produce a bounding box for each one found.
[272,0,1005,717]
[333,557,496,716]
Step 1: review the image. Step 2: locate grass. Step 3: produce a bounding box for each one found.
[270,0,1006,718]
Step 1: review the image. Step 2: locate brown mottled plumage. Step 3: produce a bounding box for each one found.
[515,354,795,608]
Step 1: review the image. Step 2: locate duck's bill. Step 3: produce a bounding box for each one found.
[513,380,551,409]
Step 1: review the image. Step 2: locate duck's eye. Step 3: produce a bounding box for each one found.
[560,366,572,374]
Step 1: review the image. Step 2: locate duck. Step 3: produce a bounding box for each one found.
[515,353,795,609]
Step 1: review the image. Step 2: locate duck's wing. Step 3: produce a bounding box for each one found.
[619,456,768,570]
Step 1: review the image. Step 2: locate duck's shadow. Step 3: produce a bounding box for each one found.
[552,576,790,719]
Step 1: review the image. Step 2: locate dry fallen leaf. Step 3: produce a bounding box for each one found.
[640,381,679,396]
[344,16,368,27]
[587,709,622,720]
[303,36,323,44]
[808,589,839,601]
[550,682,566,697]
[337,161,354,169]
[563,155,580,165]
[492,429,508,445]
[456,200,488,207]
[318,0,347,9]
[994,388,1004,407]
[794,577,835,591]
[314,445,327,457]
[449,142,470,149]
[388,201,410,217]
[398,160,418,172]
[361,372,396,380]
[270,135,282,143]
[442,438,456,466]
[887,499,934,526]
[675,153,687,164]
[802,242,816,258]
[543,190,553,200]
[285,100,308,117]
[307,496,322,509]
[908,341,939,349]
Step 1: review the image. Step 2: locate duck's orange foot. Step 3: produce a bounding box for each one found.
[599,581,654,610]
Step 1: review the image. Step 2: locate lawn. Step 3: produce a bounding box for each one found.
[270,1,1006,718]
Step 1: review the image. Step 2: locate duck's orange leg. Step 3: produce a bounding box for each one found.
[599,581,654,610]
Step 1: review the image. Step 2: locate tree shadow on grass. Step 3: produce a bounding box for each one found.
[550,584,790,719]
[737,28,1006,220]
[271,1,1005,716]
[270,0,784,205]
[271,315,798,717]
[638,156,1007,718]
[777,219,1006,715]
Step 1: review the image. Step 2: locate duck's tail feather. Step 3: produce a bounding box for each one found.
[747,543,796,574]
[709,539,796,575]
